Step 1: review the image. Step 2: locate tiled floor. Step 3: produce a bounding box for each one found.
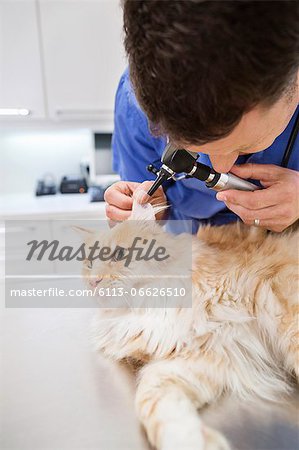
[1,291,298,450]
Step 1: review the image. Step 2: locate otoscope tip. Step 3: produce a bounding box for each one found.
[147,173,168,196]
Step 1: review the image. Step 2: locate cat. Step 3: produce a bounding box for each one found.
[77,197,299,450]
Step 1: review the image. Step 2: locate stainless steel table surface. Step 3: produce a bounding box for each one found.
[1,305,298,450]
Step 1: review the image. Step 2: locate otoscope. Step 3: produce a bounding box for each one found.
[147,143,259,196]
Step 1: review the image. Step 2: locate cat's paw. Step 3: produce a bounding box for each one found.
[160,422,205,450]
[203,425,231,450]
[160,423,230,450]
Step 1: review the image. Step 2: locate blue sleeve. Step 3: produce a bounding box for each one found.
[112,70,165,182]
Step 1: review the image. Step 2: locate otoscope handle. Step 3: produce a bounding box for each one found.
[206,172,259,192]
[223,173,259,191]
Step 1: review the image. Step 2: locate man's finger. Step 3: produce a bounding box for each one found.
[216,186,277,210]
[104,187,133,210]
[230,163,282,181]
[133,189,151,204]
[255,221,287,233]
[226,200,287,231]
[104,181,142,209]
[225,202,280,224]
[138,180,156,191]
[133,181,156,204]
[105,204,132,221]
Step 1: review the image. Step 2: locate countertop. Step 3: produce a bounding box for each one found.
[0,193,106,220]
[1,298,298,450]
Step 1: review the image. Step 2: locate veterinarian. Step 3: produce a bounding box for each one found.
[105,1,299,234]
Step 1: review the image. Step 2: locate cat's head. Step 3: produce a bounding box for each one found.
[75,199,184,295]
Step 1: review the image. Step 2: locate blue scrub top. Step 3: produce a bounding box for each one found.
[112,68,299,234]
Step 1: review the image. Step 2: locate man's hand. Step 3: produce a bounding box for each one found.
[216,164,299,232]
[104,180,167,221]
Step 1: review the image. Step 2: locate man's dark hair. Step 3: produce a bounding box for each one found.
[123,0,299,145]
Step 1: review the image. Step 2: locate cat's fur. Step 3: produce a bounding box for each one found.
[80,200,299,450]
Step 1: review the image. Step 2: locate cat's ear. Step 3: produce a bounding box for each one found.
[130,190,168,221]
[130,200,156,221]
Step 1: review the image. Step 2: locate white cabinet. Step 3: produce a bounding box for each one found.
[0,0,126,127]
[39,0,126,125]
[0,194,108,297]
[0,0,46,119]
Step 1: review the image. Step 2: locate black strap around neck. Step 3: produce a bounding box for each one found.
[281,109,299,168]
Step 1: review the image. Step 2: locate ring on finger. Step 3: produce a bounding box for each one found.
[253,218,260,227]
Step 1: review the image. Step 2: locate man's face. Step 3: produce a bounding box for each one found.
[184,82,299,173]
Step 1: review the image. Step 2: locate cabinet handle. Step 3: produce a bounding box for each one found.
[0,108,31,116]
[55,109,112,116]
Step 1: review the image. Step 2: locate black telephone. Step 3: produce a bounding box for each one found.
[35,174,57,196]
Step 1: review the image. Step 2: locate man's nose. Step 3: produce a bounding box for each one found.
[209,153,238,173]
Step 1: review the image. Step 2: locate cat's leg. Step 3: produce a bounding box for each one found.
[91,313,189,361]
[136,358,230,450]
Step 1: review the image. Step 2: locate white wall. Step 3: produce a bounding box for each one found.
[0,129,93,195]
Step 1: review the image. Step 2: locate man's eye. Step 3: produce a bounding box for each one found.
[112,247,126,262]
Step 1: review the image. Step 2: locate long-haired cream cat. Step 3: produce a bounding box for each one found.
[79,198,298,450]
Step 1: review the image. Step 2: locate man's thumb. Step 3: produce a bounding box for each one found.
[133,181,152,204]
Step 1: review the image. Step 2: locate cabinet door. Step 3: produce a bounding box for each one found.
[39,0,126,125]
[0,0,46,119]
